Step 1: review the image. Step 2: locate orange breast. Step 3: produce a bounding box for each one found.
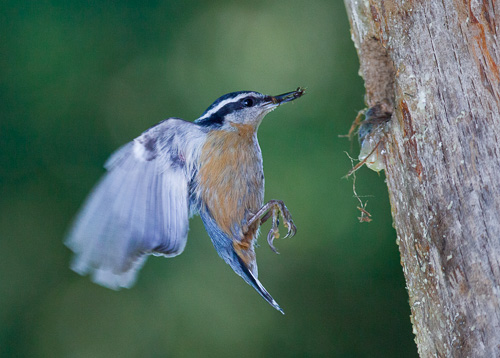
[198,124,264,241]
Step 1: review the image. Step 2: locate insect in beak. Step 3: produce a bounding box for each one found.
[265,87,306,109]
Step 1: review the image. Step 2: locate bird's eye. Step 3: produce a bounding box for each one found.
[242,98,254,107]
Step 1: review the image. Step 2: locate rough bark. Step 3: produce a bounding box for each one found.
[344,1,500,357]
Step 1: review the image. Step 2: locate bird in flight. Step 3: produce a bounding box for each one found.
[66,88,305,313]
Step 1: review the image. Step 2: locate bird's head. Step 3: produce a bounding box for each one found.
[195,88,305,129]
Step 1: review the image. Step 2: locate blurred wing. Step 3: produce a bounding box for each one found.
[65,119,199,289]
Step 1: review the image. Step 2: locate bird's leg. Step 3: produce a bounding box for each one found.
[259,210,273,225]
[246,200,297,254]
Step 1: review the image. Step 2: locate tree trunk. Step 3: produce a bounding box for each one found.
[344,1,500,357]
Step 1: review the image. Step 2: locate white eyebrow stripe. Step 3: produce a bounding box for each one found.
[197,93,253,121]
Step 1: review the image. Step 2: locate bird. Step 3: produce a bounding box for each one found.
[65,87,305,313]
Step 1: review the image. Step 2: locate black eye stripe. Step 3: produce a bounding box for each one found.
[197,95,263,127]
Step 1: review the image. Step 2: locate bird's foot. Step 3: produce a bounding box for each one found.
[247,200,297,254]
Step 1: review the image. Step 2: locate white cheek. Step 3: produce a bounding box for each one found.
[226,108,268,126]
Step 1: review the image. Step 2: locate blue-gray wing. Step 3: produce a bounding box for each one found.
[65,118,202,289]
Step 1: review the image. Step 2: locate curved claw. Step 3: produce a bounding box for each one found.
[283,228,290,239]
[283,220,297,239]
[246,199,297,254]
[267,227,280,254]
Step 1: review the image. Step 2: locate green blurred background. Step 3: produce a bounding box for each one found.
[0,0,418,357]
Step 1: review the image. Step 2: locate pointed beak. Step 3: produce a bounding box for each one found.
[264,87,306,109]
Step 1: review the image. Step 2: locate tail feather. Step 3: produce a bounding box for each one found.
[200,210,284,313]
[235,255,284,314]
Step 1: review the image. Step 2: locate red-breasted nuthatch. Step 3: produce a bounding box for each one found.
[66,88,305,313]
